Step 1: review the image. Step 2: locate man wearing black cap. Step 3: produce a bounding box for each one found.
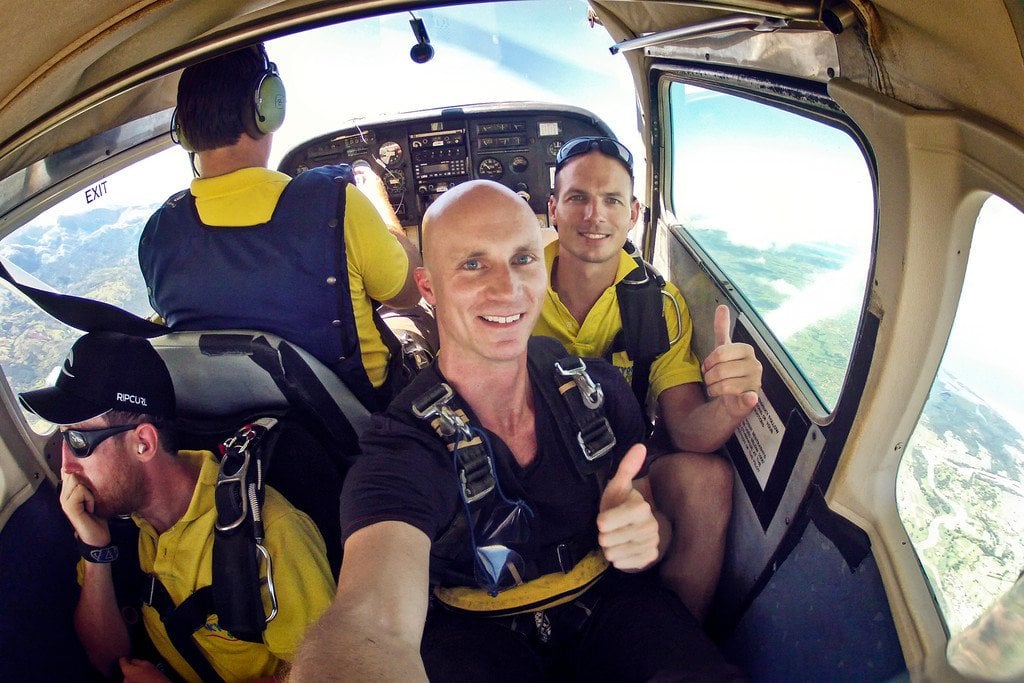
[535,137,763,622]
[19,331,335,682]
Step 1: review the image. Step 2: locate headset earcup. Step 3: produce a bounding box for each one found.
[170,108,194,153]
[254,72,286,135]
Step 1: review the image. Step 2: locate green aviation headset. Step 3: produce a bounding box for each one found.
[170,45,286,153]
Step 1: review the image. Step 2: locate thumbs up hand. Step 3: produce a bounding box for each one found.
[597,444,660,571]
[701,305,762,420]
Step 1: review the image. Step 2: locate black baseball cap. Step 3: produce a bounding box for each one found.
[19,332,176,425]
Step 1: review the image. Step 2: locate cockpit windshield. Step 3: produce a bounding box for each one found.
[267,1,642,171]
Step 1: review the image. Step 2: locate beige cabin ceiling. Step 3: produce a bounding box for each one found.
[2,0,1023,181]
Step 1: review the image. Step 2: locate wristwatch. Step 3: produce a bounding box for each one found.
[77,536,119,563]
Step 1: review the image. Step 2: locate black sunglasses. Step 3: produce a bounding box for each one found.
[61,424,137,458]
[554,136,633,174]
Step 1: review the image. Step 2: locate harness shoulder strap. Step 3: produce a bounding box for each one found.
[527,336,616,479]
[211,418,281,643]
[610,242,673,406]
[411,382,495,504]
[328,166,410,411]
[108,518,164,664]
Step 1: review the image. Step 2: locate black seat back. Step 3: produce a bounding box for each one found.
[150,329,371,573]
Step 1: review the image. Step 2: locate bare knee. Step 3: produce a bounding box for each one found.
[650,452,733,516]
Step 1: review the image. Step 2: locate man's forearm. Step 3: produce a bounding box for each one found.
[289,601,428,681]
[665,397,746,453]
[75,562,131,677]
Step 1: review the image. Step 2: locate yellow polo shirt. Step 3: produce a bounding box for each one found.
[534,239,702,403]
[132,450,334,682]
[190,168,409,387]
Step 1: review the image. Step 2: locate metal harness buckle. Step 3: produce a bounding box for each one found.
[412,382,473,442]
[456,450,496,503]
[555,357,604,410]
[577,416,616,462]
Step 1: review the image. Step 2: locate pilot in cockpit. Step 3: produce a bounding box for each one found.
[138,44,422,412]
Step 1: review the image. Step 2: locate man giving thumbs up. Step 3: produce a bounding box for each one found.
[292,181,743,682]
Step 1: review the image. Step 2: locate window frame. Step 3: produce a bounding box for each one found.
[895,193,1024,639]
[651,64,880,424]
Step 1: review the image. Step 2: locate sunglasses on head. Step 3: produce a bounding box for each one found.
[61,424,137,458]
[554,136,633,174]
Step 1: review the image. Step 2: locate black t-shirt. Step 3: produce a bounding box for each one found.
[339,355,645,586]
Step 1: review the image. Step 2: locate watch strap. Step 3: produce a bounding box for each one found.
[77,537,119,563]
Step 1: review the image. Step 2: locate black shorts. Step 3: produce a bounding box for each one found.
[421,571,744,682]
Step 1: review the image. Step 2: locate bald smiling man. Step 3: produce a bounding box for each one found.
[291,181,741,682]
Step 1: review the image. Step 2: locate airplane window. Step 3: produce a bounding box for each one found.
[0,149,192,431]
[665,82,874,411]
[896,195,1024,637]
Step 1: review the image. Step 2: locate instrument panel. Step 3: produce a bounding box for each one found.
[277,103,616,227]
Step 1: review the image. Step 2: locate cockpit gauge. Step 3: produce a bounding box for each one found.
[378,141,403,168]
[510,155,529,173]
[477,157,504,179]
[547,140,564,157]
[384,171,406,195]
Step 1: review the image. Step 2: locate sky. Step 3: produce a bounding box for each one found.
[942,196,1024,432]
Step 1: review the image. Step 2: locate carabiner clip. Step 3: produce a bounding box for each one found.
[215,425,259,532]
[554,357,604,410]
[256,542,278,623]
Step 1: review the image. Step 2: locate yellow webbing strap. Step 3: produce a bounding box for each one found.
[434,550,609,615]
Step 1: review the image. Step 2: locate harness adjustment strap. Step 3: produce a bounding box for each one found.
[413,382,495,503]
[455,438,496,503]
[527,337,616,479]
